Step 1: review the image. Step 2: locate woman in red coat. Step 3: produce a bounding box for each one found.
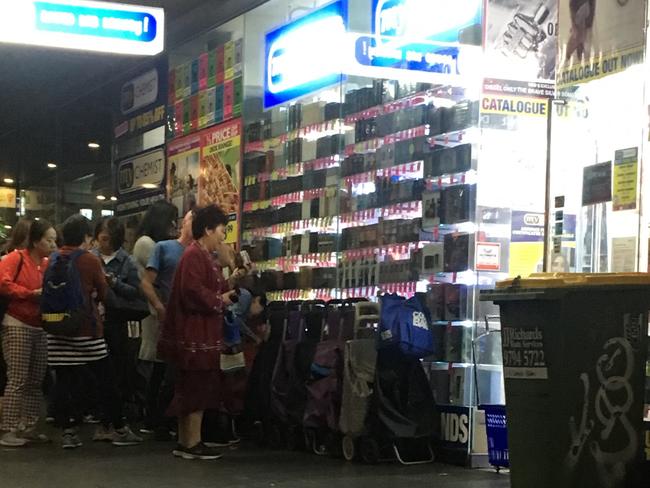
[158,205,237,460]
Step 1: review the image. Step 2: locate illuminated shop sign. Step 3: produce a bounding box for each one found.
[264,0,348,108]
[354,0,482,79]
[117,148,165,195]
[372,0,482,45]
[0,0,164,55]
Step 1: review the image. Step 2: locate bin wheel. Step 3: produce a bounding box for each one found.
[359,437,381,464]
[342,435,356,461]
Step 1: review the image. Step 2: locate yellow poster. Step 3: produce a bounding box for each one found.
[613,147,638,211]
[199,119,241,245]
[509,242,544,278]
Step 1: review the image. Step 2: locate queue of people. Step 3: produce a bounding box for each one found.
[0,202,263,460]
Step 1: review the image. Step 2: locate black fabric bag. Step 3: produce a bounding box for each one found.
[104,255,149,323]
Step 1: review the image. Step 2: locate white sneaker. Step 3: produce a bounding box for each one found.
[1,431,29,447]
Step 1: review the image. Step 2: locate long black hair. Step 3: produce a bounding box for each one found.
[136,200,178,242]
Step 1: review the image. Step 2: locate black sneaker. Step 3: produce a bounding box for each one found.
[175,442,223,460]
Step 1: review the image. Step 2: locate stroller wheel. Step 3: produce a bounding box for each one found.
[342,435,357,462]
[359,437,381,465]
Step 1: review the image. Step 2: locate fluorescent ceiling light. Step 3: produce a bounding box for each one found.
[3,178,14,184]
[88,142,100,149]
[96,195,106,200]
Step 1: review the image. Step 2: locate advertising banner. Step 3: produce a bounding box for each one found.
[113,59,168,140]
[199,119,242,244]
[612,146,638,211]
[167,133,201,217]
[486,0,558,82]
[115,147,166,217]
[557,0,645,87]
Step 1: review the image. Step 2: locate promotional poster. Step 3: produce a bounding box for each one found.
[199,119,242,244]
[557,0,645,87]
[486,0,558,82]
[167,133,201,217]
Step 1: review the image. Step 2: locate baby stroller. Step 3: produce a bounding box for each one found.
[302,300,360,456]
[339,302,381,461]
[269,300,325,450]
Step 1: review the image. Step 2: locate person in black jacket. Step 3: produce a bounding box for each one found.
[92,217,147,433]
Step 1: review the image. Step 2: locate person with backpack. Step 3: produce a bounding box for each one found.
[91,217,148,427]
[43,214,142,449]
[158,205,237,460]
[0,219,56,447]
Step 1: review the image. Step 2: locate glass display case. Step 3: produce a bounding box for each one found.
[237,0,550,466]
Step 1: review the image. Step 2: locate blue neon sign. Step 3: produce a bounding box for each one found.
[0,1,164,55]
[34,2,157,42]
[264,0,348,109]
[372,0,482,45]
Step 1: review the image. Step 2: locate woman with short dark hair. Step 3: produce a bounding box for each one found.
[158,205,237,460]
[92,217,145,419]
[46,214,142,449]
[0,219,56,446]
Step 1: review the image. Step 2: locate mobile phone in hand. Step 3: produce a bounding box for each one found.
[240,250,251,267]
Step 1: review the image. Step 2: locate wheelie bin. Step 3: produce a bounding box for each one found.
[481,273,650,488]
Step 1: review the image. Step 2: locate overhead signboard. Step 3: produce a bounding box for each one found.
[117,147,165,195]
[115,147,166,217]
[113,60,167,140]
[0,0,164,55]
[264,0,348,108]
[371,0,483,45]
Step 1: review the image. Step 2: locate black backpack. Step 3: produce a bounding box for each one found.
[41,249,90,336]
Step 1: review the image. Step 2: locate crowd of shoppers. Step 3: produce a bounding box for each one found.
[0,202,260,460]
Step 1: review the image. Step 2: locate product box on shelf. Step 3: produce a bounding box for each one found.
[427,361,451,404]
[376,143,396,169]
[317,233,339,253]
[449,365,474,405]
[445,284,468,321]
[444,232,474,273]
[312,268,337,289]
[442,184,476,225]
[445,323,473,364]
[424,143,474,178]
[425,283,446,321]
[324,102,342,121]
[420,242,445,274]
[422,191,442,229]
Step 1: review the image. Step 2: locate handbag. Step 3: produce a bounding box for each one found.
[0,252,25,324]
[104,255,150,323]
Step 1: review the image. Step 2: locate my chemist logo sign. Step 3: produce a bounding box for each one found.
[0,0,164,55]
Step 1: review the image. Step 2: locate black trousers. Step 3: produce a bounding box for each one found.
[145,362,176,429]
[53,357,124,430]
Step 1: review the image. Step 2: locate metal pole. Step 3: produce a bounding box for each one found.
[542,100,554,272]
